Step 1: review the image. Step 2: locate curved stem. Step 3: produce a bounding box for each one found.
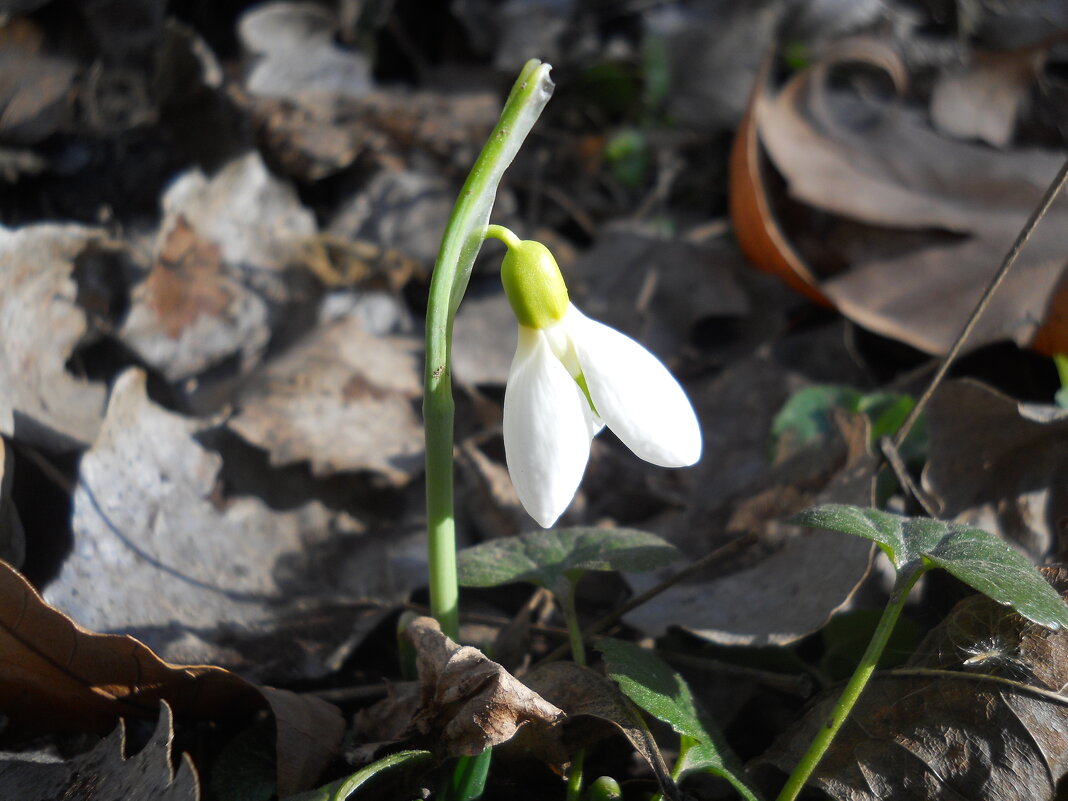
[775,568,925,801]
[423,60,553,639]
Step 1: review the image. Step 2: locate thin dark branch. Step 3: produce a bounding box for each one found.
[892,155,1068,451]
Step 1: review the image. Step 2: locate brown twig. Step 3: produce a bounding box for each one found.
[892,155,1068,452]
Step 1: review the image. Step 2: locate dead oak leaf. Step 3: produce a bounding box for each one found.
[0,703,198,801]
[405,616,564,757]
[0,561,343,797]
[228,316,423,482]
[0,224,108,450]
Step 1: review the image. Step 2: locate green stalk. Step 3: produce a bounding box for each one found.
[423,59,554,639]
[562,578,587,801]
[775,569,925,801]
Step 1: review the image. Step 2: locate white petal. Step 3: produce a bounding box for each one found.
[568,306,702,467]
[504,326,595,527]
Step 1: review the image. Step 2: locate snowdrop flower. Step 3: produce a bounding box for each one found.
[487,227,702,527]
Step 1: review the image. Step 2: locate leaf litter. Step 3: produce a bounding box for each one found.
[3,1,1068,799]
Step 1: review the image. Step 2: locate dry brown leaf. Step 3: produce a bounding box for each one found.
[121,215,270,381]
[754,568,1068,801]
[625,410,875,646]
[0,560,343,796]
[733,38,1068,355]
[0,17,77,145]
[512,661,665,775]
[0,703,198,801]
[930,48,1045,148]
[0,224,108,450]
[922,378,1068,560]
[572,223,750,367]
[227,315,423,482]
[44,368,415,679]
[406,616,564,756]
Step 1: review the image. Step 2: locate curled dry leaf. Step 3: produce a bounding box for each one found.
[754,568,1068,801]
[0,703,198,801]
[0,561,343,796]
[512,661,667,777]
[922,378,1068,560]
[0,224,107,450]
[732,38,1068,355]
[44,368,413,680]
[405,616,564,757]
[227,315,424,482]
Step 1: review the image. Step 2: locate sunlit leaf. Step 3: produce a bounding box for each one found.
[458,528,680,595]
[791,505,1068,629]
[596,638,762,801]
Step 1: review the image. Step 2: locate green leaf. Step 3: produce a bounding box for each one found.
[282,751,431,801]
[791,505,1068,630]
[769,385,860,460]
[596,639,762,801]
[457,528,681,595]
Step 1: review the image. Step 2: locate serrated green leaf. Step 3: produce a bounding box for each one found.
[596,639,762,801]
[791,504,1068,630]
[457,528,681,594]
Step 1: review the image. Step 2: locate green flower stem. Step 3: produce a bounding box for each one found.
[424,59,553,639]
[562,579,587,801]
[485,224,521,250]
[562,579,587,668]
[776,568,925,801]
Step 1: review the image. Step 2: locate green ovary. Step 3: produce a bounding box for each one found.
[500,239,570,329]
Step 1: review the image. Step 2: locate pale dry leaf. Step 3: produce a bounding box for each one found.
[160,151,317,277]
[0,703,198,801]
[922,378,1068,560]
[239,1,371,108]
[930,48,1044,148]
[406,616,564,756]
[754,38,1068,354]
[228,315,424,482]
[120,215,270,381]
[0,224,107,449]
[44,368,414,678]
